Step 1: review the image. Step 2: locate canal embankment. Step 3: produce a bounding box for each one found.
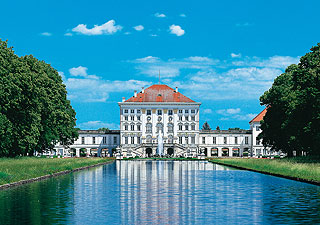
[0,157,115,189]
[209,157,320,185]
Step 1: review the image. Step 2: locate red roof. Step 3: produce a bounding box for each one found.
[249,108,267,123]
[125,84,195,103]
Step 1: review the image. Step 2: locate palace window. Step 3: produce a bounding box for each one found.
[168,135,173,143]
[185,137,189,144]
[137,109,141,114]
[125,137,128,144]
[81,137,85,144]
[124,109,128,114]
[168,110,173,115]
[157,110,162,115]
[137,116,141,121]
[185,124,189,130]
[131,116,134,121]
[185,116,189,121]
[191,124,195,130]
[185,109,189,114]
[124,116,128,121]
[191,116,195,121]
[245,137,249,145]
[131,125,134,131]
[179,137,183,144]
[147,110,151,115]
[131,109,134,113]
[92,137,96,144]
[179,109,183,114]
[256,126,260,131]
[224,137,227,144]
[191,109,195,114]
[179,116,183,121]
[131,137,134,144]
[179,124,182,130]
[256,138,261,145]
[156,123,164,133]
[168,123,173,133]
[137,125,141,131]
[137,137,141,144]
[202,137,205,144]
[235,137,238,144]
[213,137,216,144]
[146,123,152,133]
[191,136,195,144]
[146,135,152,143]
[103,137,106,144]
[124,125,128,130]
[113,136,117,144]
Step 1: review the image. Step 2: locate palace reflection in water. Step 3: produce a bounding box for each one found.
[0,161,319,225]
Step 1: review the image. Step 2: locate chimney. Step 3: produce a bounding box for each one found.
[122,97,125,102]
[134,90,137,97]
[175,87,178,92]
[142,87,145,93]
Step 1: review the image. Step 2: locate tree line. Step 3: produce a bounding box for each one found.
[0,40,78,157]
[259,43,320,157]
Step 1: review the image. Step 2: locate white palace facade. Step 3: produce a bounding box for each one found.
[54,84,273,158]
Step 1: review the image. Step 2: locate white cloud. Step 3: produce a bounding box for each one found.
[180,13,186,17]
[131,53,298,100]
[72,20,122,35]
[203,109,212,114]
[78,121,119,130]
[69,66,88,77]
[217,108,241,115]
[154,13,166,18]
[227,67,283,81]
[186,56,213,62]
[41,32,52,36]
[169,25,185,36]
[64,66,151,102]
[133,25,144,31]
[136,56,160,63]
[68,66,100,79]
[150,34,158,37]
[231,53,241,58]
[232,56,299,69]
[132,55,218,78]
[64,33,73,36]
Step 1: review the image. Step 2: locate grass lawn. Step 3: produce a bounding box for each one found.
[209,157,320,183]
[0,157,115,185]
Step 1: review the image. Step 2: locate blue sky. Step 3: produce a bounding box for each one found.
[1,0,319,130]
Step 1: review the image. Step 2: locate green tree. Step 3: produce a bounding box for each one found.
[98,127,110,131]
[202,122,211,131]
[259,43,320,157]
[0,40,78,157]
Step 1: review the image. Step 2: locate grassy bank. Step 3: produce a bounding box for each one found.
[0,157,115,185]
[209,158,320,184]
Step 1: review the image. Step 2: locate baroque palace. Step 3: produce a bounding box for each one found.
[54,84,271,158]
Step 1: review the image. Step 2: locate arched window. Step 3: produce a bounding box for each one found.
[168,135,173,143]
[178,123,183,131]
[167,123,174,133]
[156,123,163,133]
[146,135,152,143]
[146,123,152,133]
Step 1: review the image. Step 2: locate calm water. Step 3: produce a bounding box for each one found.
[0,160,319,225]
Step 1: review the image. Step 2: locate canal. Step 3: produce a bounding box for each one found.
[0,160,319,224]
